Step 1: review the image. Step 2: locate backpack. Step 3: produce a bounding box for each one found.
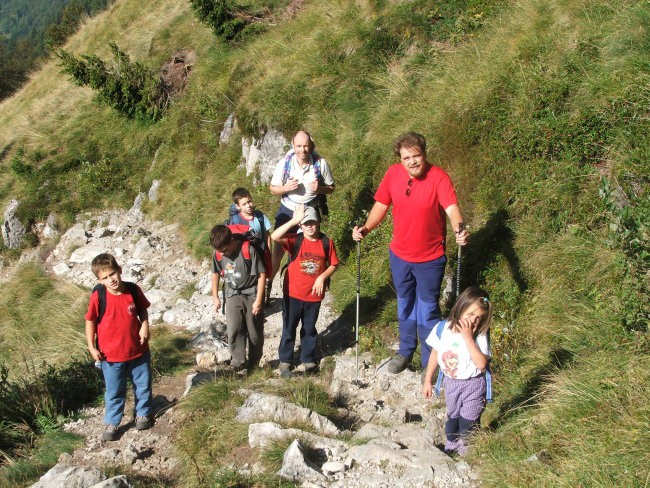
[281,232,331,292]
[92,281,141,325]
[224,205,268,250]
[214,224,272,313]
[214,224,272,277]
[282,150,329,216]
[433,320,493,403]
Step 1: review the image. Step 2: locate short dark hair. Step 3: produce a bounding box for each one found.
[394,132,427,157]
[232,187,252,204]
[91,253,120,277]
[448,286,492,336]
[210,225,232,250]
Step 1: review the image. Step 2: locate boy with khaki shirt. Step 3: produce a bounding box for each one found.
[210,225,266,371]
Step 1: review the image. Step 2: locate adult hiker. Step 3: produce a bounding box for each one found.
[268,130,335,295]
[352,132,469,374]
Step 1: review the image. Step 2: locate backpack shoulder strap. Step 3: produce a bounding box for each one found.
[241,240,251,260]
[254,210,266,235]
[282,151,293,184]
[320,234,330,267]
[92,284,107,325]
[291,233,304,263]
[434,320,447,398]
[484,329,493,403]
[312,153,322,180]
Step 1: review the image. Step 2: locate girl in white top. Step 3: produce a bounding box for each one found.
[422,286,493,456]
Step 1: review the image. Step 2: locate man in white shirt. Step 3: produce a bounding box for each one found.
[268,131,335,285]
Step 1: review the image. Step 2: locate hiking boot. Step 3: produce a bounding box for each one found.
[279,362,292,378]
[303,362,318,374]
[230,363,245,373]
[135,416,152,431]
[102,424,119,441]
[386,354,410,374]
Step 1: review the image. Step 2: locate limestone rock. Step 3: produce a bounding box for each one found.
[2,199,26,249]
[148,180,161,202]
[277,439,325,483]
[28,464,105,488]
[241,129,288,184]
[219,113,237,145]
[236,393,340,436]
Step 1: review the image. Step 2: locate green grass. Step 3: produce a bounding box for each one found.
[0,430,82,488]
[0,263,88,375]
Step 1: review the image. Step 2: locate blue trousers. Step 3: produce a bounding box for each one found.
[279,297,321,363]
[101,351,152,426]
[389,250,446,368]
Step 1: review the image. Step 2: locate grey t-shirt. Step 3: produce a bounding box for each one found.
[212,241,264,298]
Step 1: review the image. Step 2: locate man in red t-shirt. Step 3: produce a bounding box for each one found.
[271,204,339,378]
[352,132,469,375]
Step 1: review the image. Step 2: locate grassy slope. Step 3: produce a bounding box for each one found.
[0,0,648,486]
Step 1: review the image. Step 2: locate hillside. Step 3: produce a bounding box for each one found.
[0,0,648,486]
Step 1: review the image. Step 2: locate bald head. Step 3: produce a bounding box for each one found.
[292,131,314,165]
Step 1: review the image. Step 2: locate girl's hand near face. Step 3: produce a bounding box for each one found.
[457,318,476,341]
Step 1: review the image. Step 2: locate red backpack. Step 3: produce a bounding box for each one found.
[214,224,272,277]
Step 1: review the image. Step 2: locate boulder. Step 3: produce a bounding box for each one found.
[235,393,340,436]
[277,439,325,483]
[241,129,288,184]
[2,199,26,249]
[28,464,105,488]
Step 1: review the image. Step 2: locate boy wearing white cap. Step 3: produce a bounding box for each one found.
[271,204,339,377]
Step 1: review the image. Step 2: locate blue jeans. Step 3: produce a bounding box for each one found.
[389,250,446,368]
[101,350,152,426]
[279,297,321,363]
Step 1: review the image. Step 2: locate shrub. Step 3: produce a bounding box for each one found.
[189,0,250,42]
[56,43,170,121]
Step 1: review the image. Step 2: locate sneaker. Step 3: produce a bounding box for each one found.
[386,354,410,374]
[135,416,152,431]
[303,362,318,374]
[102,424,119,441]
[279,362,292,378]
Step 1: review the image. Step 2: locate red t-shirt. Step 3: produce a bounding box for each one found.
[85,284,151,362]
[284,235,340,302]
[374,163,458,262]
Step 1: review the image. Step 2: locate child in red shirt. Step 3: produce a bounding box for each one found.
[85,253,152,441]
[271,204,339,377]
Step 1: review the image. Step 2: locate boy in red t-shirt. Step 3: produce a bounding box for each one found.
[271,204,339,378]
[85,253,152,442]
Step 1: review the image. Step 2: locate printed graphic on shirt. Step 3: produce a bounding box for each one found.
[300,252,325,276]
[223,262,241,285]
[442,349,460,378]
[128,302,137,316]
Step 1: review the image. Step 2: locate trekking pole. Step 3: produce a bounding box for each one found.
[456,222,465,298]
[355,239,361,384]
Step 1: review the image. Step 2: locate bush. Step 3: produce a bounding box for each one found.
[0,360,102,458]
[189,0,250,42]
[56,43,170,121]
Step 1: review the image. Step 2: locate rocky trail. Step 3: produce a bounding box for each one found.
[26,197,479,487]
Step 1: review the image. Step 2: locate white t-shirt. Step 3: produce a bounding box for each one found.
[425,321,490,380]
[270,153,335,211]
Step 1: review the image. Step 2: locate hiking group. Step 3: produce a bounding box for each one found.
[84,130,493,455]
